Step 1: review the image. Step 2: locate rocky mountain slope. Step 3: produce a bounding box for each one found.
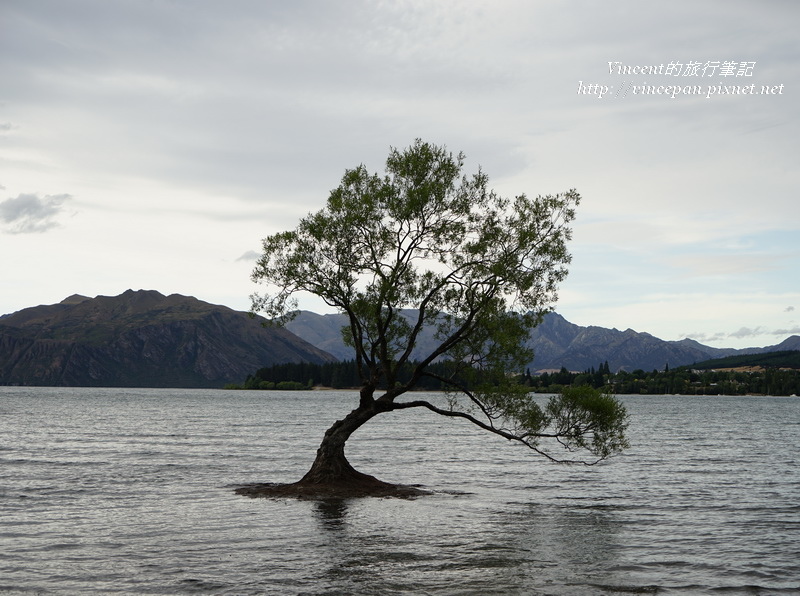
[0,290,335,387]
[286,310,799,373]
[284,309,442,362]
[4,292,796,387]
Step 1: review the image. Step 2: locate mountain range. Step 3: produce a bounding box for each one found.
[285,310,800,373]
[0,290,334,387]
[1,290,797,387]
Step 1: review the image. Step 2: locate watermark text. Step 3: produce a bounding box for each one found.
[577,60,785,100]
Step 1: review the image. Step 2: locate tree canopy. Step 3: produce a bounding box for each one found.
[245,140,628,498]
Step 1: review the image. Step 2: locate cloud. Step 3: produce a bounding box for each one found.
[681,331,728,344]
[728,326,766,339]
[786,306,795,312]
[0,193,72,234]
[684,324,800,345]
[774,326,800,336]
[236,250,260,262]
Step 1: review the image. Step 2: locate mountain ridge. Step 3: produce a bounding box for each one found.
[2,292,796,387]
[0,290,336,387]
[285,309,798,373]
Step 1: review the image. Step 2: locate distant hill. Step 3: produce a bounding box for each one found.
[0,290,336,387]
[286,310,800,373]
[5,293,796,387]
[525,313,740,372]
[685,350,800,371]
[285,310,442,361]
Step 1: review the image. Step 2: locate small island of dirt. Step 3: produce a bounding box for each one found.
[234,478,431,500]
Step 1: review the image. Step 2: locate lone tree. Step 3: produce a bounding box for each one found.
[243,140,628,498]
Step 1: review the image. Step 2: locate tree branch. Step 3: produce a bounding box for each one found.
[389,399,606,465]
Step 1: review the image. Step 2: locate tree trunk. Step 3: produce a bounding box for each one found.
[296,404,388,489]
[236,397,430,498]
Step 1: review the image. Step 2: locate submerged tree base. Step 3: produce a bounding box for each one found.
[234,478,431,500]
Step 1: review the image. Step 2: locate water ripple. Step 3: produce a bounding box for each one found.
[0,388,798,594]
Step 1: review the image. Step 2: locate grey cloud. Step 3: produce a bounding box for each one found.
[773,327,800,336]
[236,250,260,262]
[681,331,728,344]
[0,193,72,234]
[685,324,799,345]
[786,306,795,312]
[728,327,766,339]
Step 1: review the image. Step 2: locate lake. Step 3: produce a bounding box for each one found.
[1,388,798,594]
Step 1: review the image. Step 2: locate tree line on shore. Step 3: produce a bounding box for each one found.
[227,355,800,396]
[226,360,473,391]
[526,362,800,396]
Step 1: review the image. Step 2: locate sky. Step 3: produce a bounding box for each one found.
[1,0,798,350]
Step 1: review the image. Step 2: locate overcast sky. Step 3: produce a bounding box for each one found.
[1,1,798,349]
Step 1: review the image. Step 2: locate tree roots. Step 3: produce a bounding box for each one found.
[234,477,431,499]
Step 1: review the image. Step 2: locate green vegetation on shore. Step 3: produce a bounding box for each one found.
[225,360,470,391]
[526,362,799,396]
[230,351,800,396]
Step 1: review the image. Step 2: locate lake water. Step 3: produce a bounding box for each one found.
[1,388,798,595]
